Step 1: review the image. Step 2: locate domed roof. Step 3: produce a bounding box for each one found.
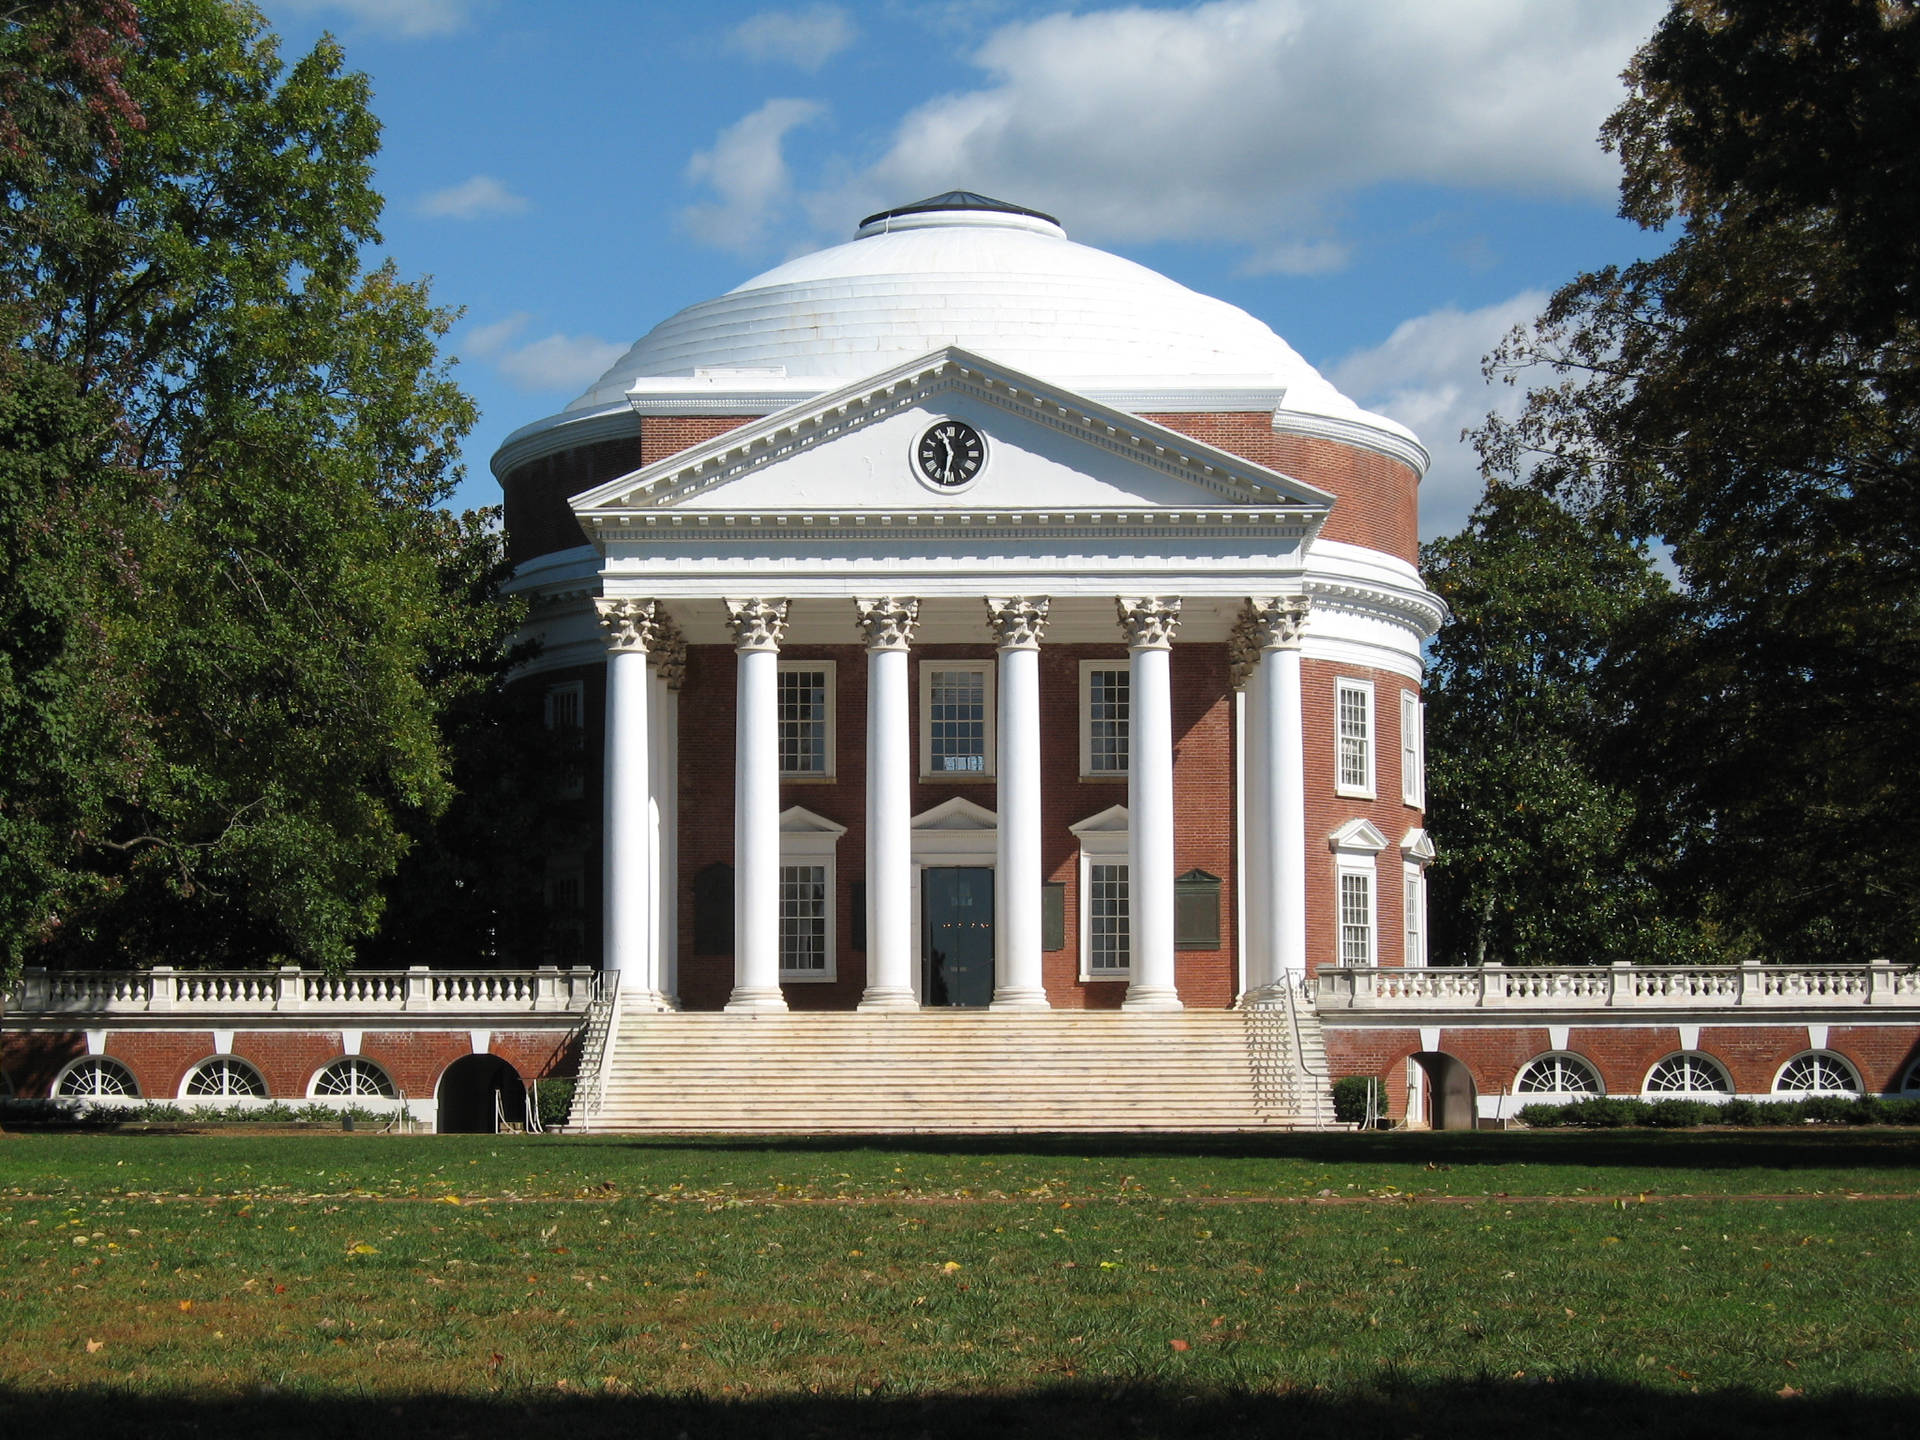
[521,196,1421,470]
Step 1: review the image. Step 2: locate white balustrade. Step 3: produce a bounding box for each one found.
[7,966,600,1019]
[1316,963,1919,1012]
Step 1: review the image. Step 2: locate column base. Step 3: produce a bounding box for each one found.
[723,986,789,1013]
[857,987,920,1012]
[989,987,1051,1011]
[1121,985,1183,1012]
[619,987,678,1013]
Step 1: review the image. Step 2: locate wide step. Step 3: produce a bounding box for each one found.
[574,1007,1336,1133]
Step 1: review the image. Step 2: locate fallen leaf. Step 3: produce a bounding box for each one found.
[85,1339,103,1354]
[350,1244,378,1255]
[941,1261,962,1274]
[1777,1385,1803,1399]
[178,1300,193,1313]
[1169,1339,1190,1352]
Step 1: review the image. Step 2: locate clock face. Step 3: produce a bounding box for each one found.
[915,419,985,488]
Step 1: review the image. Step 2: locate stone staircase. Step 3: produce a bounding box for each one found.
[572,1000,1337,1133]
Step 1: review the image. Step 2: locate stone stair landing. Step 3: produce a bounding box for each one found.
[575,1006,1335,1133]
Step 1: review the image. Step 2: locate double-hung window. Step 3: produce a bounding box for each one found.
[1339,871,1374,966]
[777,806,844,981]
[1400,689,1424,807]
[920,661,994,777]
[777,661,835,778]
[1071,805,1131,979]
[1335,678,1375,797]
[1079,661,1130,777]
[545,680,585,799]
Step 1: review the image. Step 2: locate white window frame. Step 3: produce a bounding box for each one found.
[1329,819,1388,969]
[179,1055,269,1102]
[919,659,995,780]
[1078,659,1131,778]
[1400,828,1435,968]
[777,660,836,779]
[1514,1054,1604,1097]
[545,680,586,799]
[1400,689,1424,808]
[1773,1051,1861,1096]
[1335,677,1375,799]
[1642,1052,1732,1096]
[1070,805,1130,981]
[309,1057,398,1101]
[778,806,845,982]
[53,1055,139,1102]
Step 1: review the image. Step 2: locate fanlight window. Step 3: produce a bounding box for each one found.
[1644,1053,1731,1095]
[1774,1052,1860,1096]
[314,1058,396,1100]
[184,1057,267,1099]
[55,1057,139,1099]
[1516,1054,1601,1096]
[1902,1059,1920,1095]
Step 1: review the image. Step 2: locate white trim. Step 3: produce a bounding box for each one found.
[919,658,996,780]
[52,1055,140,1102]
[1772,1050,1862,1095]
[1078,658,1131,778]
[178,1054,269,1102]
[1335,860,1377,968]
[1270,407,1430,480]
[778,805,847,983]
[1513,1052,1604,1098]
[1071,805,1132,981]
[907,799,998,1006]
[776,659,837,779]
[1642,1051,1733,1096]
[1400,689,1424,808]
[1335,677,1375,799]
[307,1055,398,1102]
[1402,861,1427,969]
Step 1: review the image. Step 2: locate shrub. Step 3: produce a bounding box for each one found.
[533,1077,577,1128]
[1515,1104,1566,1128]
[1645,1098,1715,1128]
[1879,1098,1920,1126]
[1562,1097,1650,1128]
[1330,1076,1385,1126]
[1717,1098,1763,1126]
[1798,1095,1860,1125]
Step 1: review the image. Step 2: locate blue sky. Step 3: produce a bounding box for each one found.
[260,0,1670,537]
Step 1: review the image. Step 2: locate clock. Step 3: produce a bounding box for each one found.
[915,419,985,488]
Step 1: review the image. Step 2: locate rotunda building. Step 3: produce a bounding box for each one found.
[493,192,1443,1028]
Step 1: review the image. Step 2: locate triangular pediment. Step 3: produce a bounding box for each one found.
[1069,804,1130,837]
[1401,828,1436,862]
[779,805,847,837]
[912,796,998,831]
[569,347,1334,527]
[1329,818,1389,853]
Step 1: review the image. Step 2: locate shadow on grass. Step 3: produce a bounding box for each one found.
[551,1128,1920,1173]
[0,1376,1907,1439]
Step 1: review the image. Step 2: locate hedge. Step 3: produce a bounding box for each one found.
[1514,1094,1920,1129]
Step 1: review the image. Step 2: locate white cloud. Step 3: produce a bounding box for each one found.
[461,313,626,393]
[725,4,857,70]
[417,174,529,220]
[1327,290,1548,541]
[681,98,827,255]
[808,0,1663,261]
[1238,238,1350,277]
[276,0,483,39]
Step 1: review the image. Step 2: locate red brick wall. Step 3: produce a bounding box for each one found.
[1,1029,576,1101]
[1301,656,1424,975]
[1142,414,1420,564]
[672,641,1239,1010]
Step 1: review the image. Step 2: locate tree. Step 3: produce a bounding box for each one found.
[1479,0,1920,963]
[1421,486,1680,966]
[0,0,480,979]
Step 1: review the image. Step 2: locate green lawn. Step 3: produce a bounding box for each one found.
[3,1130,1916,1438]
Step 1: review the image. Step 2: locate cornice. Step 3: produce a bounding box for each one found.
[1272,409,1431,480]
[581,507,1317,547]
[1302,574,1447,639]
[491,406,640,480]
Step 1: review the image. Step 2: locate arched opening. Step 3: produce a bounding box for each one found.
[1412,1051,1478,1131]
[436,1055,526,1135]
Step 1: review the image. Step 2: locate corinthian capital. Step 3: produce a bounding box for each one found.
[853,596,920,652]
[1242,595,1311,651]
[651,610,688,690]
[594,597,657,654]
[984,596,1050,650]
[1117,596,1183,650]
[1228,614,1261,691]
[724,597,789,652]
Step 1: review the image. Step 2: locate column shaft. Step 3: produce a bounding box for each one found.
[988,598,1049,1009]
[1123,632,1181,1009]
[596,601,653,996]
[725,599,789,1012]
[856,597,918,1009]
[1241,660,1271,994]
[1274,645,1307,982]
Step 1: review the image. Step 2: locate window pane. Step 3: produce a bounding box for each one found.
[779,864,828,973]
[1338,684,1370,790]
[778,669,829,774]
[1089,863,1130,972]
[928,668,987,773]
[1340,872,1372,965]
[1087,667,1129,773]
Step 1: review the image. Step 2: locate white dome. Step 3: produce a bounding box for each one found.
[560,201,1407,442]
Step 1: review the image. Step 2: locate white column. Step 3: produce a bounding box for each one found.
[1118,597,1182,1011]
[1231,619,1270,998]
[647,660,667,999]
[724,598,789,1013]
[659,633,685,1005]
[594,598,659,1001]
[855,598,920,1010]
[1245,596,1310,998]
[986,597,1050,1010]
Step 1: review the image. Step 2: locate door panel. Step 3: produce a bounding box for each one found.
[923,867,995,1007]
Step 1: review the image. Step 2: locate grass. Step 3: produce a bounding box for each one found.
[3,1129,1917,1438]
